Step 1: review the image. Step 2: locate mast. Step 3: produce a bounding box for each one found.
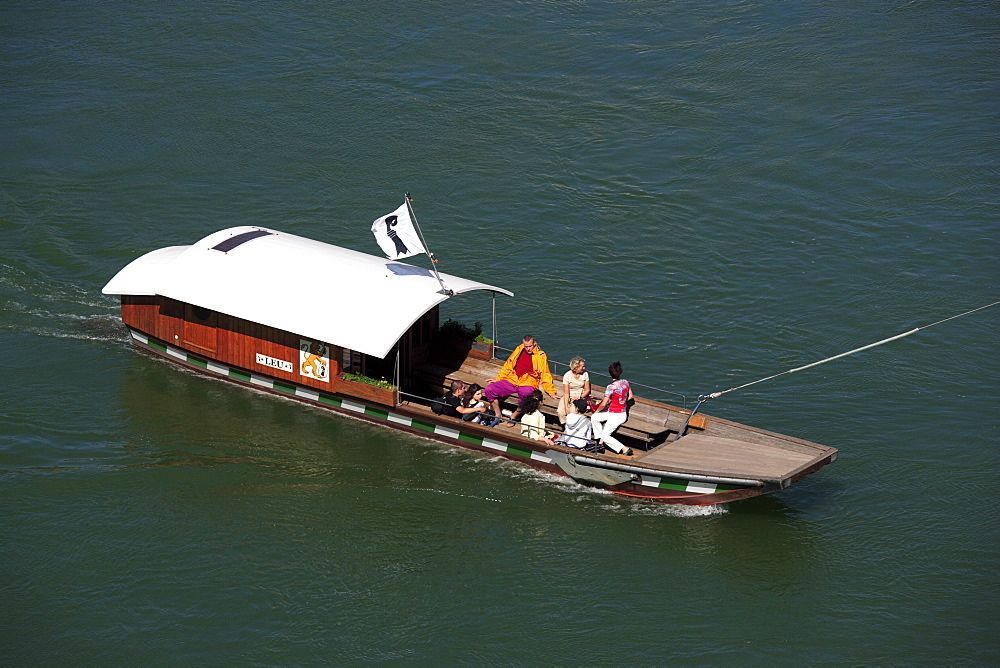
[404,192,452,296]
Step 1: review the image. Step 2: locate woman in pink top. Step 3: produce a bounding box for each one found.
[590,361,634,456]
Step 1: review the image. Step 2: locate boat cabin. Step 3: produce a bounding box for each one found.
[103,226,511,401]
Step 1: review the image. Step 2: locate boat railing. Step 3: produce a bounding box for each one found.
[394,387,594,444]
[493,344,689,410]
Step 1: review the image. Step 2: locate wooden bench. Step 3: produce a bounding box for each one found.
[411,360,696,450]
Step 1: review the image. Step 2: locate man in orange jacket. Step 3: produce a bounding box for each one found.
[483,334,558,423]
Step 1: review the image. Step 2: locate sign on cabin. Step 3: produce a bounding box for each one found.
[300,340,330,382]
[256,353,294,373]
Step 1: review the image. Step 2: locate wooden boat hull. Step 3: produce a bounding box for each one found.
[124,327,805,506]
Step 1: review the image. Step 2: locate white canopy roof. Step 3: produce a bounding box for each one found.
[103,226,512,358]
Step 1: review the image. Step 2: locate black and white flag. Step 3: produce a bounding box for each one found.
[371,203,426,260]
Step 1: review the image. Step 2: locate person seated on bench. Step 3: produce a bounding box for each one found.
[591,361,634,456]
[545,398,594,450]
[456,383,500,426]
[439,379,466,418]
[558,356,591,425]
[517,390,552,441]
[483,334,557,424]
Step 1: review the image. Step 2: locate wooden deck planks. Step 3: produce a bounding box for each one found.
[634,434,819,480]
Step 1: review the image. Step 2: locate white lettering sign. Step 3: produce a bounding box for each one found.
[256,353,294,373]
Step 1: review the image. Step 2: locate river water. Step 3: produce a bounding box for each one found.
[2,2,997,663]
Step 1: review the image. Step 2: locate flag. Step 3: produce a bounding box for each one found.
[371,202,426,260]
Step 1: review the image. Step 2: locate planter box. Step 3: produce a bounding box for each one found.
[338,378,396,406]
[469,341,494,360]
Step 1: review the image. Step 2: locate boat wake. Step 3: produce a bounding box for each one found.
[459,449,730,517]
[0,262,127,345]
[601,500,729,518]
[387,486,503,504]
[10,312,129,345]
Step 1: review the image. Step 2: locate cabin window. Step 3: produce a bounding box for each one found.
[342,348,364,375]
[363,348,396,383]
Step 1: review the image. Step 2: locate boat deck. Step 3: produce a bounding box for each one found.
[634,434,824,483]
[411,354,837,487]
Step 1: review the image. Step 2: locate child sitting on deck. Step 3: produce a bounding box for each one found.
[544,398,594,450]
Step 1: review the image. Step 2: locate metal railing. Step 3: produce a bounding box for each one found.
[394,387,592,445]
[493,344,688,410]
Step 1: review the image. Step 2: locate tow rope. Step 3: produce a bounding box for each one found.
[706,300,1000,401]
[672,300,999,441]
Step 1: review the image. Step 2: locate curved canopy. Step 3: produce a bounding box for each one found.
[103,226,512,358]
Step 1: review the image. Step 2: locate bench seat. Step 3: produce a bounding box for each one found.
[412,360,691,449]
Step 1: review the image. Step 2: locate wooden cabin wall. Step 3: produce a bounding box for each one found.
[400,305,438,374]
[121,295,183,345]
[120,296,439,392]
[121,295,343,393]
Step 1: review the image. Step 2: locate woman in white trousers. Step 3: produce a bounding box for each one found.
[590,361,634,456]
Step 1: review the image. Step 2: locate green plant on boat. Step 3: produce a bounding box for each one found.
[341,373,396,389]
[440,319,492,343]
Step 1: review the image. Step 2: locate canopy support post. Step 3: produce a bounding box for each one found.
[491,291,498,360]
[394,347,401,406]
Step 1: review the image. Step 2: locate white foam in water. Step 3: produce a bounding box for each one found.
[460,448,730,517]
[606,501,729,518]
[389,486,503,503]
[16,312,128,345]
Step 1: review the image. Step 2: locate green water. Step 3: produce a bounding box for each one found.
[2,2,997,663]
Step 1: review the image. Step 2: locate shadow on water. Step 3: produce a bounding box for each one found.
[114,342,836,597]
[117,351,359,474]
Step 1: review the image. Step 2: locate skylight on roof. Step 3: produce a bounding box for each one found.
[211,229,273,253]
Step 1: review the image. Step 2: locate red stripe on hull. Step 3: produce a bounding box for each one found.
[128,330,762,506]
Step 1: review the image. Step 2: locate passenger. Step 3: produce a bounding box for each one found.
[455,383,484,421]
[483,334,557,424]
[456,383,499,426]
[590,361,634,456]
[557,356,591,425]
[517,389,551,441]
[545,398,593,449]
[439,379,466,418]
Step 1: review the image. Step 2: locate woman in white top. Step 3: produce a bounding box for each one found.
[558,356,591,425]
[518,390,550,440]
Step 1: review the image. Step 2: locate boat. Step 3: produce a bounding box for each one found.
[102,222,837,506]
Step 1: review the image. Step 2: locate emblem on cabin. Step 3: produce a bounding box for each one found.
[300,340,330,382]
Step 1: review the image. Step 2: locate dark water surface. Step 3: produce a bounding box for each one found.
[2,2,998,663]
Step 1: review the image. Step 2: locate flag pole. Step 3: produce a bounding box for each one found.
[404,192,452,295]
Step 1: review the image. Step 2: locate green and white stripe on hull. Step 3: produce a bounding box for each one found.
[130,329,744,495]
[128,328,554,466]
[635,474,740,494]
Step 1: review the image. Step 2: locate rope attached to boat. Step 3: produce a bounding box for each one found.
[703,300,1000,401]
